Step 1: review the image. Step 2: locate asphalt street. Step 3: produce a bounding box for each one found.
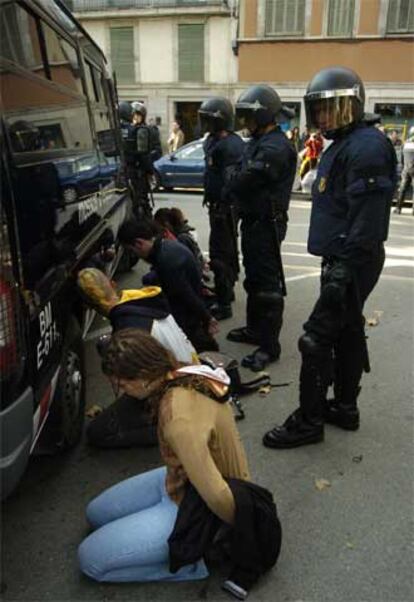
[2,194,413,602]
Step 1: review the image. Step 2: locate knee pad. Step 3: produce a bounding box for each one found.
[298,332,327,358]
[254,291,284,312]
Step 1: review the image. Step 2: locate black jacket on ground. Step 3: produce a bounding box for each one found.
[168,478,282,593]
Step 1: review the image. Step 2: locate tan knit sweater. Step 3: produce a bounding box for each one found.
[158,386,250,525]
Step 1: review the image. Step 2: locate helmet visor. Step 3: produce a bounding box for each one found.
[199,111,226,134]
[235,108,257,133]
[305,96,361,135]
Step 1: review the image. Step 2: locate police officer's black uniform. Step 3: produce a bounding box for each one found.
[263,67,397,449]
[226,85,297,372]
[199,97,244,320]
[119,101,153,218]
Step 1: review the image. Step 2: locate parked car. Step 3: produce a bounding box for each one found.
[55,153,120,202]
[153,139,205,190]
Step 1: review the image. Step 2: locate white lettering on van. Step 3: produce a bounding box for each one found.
[37,302,59,369]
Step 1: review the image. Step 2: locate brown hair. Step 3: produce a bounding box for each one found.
[102,328,179,381]
[101,329,225,416]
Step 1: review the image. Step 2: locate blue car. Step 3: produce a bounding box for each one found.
[55,152,120,203]
[153,139,205,191]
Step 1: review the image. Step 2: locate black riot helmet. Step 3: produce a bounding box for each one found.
[235,85,282,134]
[131,101,147,123]
[198,97,234,134]
[304,66,365,139]
[118,101,133,123]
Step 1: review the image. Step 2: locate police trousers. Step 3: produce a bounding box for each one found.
[299,247,385,421]
[209,205,239,305]
[240,217,286,356]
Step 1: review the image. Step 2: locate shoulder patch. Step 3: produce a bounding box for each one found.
[318,177,327,193]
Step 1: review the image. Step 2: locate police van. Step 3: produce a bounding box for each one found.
[0,0,132,497]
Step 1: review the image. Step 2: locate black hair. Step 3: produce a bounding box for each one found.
[118,218,158,245]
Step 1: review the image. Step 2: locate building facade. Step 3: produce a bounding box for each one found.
[73,0,239,145]
[237,0,414,134]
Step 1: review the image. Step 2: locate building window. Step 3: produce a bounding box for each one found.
[110,27,134,84]
[0,4,46,78]
[178,24,204,82]
[327,0,355,37]
[264,0,306,36]
[387,0,414,33]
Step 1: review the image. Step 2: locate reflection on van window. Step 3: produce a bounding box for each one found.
[0,4,46,78]
[2,62,93,154]
[42,22,83,95]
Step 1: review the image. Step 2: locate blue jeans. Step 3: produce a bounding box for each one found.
[78,466,209,582]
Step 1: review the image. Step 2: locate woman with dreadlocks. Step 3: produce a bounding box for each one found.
[78,328,250,583]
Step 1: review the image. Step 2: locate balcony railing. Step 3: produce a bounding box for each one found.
[72,0,228,11]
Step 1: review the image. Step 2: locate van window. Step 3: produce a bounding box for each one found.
[41,22,84,95]
[85,61,99,102]
[0,3,46,79]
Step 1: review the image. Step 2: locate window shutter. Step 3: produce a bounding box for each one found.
[327,0,355,36]
[110,27,134,84]
[178,24,204,82]
[387,0,414,33]
[265,0,305,36]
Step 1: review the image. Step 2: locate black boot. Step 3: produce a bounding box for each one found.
[325,399,360,430]
[211,304,232,321]
[325,330,364,431]
[263,347,328,449]
[263,408,324,448]
[227,326,260,344]
[241,347,279,372]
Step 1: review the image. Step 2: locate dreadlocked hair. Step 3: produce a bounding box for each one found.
[101,328,179,381]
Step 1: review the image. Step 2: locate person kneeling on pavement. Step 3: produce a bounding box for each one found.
[77,268,197,448]
[118,218,219,353]
[78,329,281,598]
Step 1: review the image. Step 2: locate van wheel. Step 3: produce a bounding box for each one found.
[115,247,139,274]
[46,324,86,451]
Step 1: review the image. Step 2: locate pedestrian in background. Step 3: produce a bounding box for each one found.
[299,129,324,179]
[167,120,185,153]
[263,66,397,449]
[394,125,414,214]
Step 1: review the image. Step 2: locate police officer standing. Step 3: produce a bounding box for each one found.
[226,85,297,372]
[263,67,397,449]
[131,101,162,163]
[199,97,244,320]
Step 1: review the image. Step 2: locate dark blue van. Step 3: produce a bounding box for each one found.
[0,0,131,498]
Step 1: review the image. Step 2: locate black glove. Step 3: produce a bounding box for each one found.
[320,262,352,308]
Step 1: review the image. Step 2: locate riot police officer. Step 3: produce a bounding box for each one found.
[118,101,152,218]
[226,85,297,372]
[131,101,162,163]
[263,66,397,449]
[198,96,244,320]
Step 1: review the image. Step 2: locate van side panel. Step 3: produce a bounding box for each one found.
[0,387,33,499]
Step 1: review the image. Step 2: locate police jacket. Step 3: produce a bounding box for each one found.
[227,127,297,219]
[203,132,244,206]
[147,237,211,331]
[120,121,152,172]
[120,121,137,165]
[168,478,282,594]
[308,123,397,265]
